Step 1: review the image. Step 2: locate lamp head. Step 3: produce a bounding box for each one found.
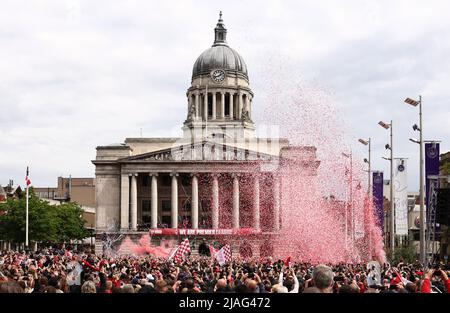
[359,139,369,146]
[378,121,390,129]
[405,98,419,107]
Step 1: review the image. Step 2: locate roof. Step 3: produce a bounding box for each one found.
[192,14,248,81]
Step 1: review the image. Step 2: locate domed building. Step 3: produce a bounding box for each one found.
[92,13,320,256]
[183,12,255,139]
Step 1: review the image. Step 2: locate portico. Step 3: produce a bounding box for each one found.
[112,145,281,233]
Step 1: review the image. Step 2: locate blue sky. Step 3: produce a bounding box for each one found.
[0,0,449,191]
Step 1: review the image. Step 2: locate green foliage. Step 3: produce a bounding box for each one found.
[387,245,418,264]
[442,162,450,175]
[0,189,89,244]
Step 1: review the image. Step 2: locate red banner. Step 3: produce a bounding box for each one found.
[148,228,261,236]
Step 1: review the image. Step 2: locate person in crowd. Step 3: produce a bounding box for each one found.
[1,249,450,294]
[81,280,97,293]
[312,265,334,293]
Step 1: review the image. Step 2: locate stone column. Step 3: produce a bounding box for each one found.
[221,92,225,119]
[229,92,234,118]
[171,173,179,229]
[203,92,208,121]
[120,174,130,230]
[273,174,280,231]
[253,174,260,230]
[130,173,138,231]
[238,92,243,119]
[212,174,219,229]
[195,91,199,119]
[191,174,199,229]
[212,92,217,119]
[150,173,158,229]
[232,174,240,229]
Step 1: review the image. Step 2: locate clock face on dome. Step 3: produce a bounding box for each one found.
[211,69,225,83]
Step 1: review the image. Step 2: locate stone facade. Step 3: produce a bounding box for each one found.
[92,14,320,256]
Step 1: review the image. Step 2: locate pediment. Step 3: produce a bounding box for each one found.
[119,141,279,162]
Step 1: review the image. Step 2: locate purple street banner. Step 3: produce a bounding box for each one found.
[425,143,440,230]
[372,171,384,232]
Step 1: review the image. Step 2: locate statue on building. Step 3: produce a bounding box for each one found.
[241,107,252,124]
[186,102,196,123]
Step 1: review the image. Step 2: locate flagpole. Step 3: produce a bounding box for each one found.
[25,166,29,248]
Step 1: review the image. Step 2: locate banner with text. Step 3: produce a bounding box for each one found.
[425,143,440,211]
[394,159,408,235]
[372,171,384,233]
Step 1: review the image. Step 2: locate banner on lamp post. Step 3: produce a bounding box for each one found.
[425,143,440,232]
[372,171,384,233]
[425,143,440,210]
[394,159,408,236]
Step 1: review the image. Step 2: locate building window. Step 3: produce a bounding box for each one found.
[201,199,211,212]
[142,175,150,187]
[142,200,151,212]
[162,200,171,212]
[162,216,171,226]
[182,200,191,212]
[225,94,230,116]
[161,175,171,187]
[181,175,190,187]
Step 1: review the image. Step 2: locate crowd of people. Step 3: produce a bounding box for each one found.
[1,248,449,293]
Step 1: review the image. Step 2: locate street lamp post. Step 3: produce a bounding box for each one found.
[358,138,372,195]
[379,120,395,255]
[359,138,372,259]
[404,96,425,266]
[342,152,352,254]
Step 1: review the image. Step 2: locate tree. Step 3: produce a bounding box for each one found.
[55,202,89,242]
[387,245,417,264]
[0,189,88,244]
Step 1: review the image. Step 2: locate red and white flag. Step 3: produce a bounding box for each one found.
[172,238,190,264]
[209,244,219,257]
[215,244,232,266]
[25,167,31,186]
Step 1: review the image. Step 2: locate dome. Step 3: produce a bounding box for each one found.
[192,13,248,81]
[192,45,248,80]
